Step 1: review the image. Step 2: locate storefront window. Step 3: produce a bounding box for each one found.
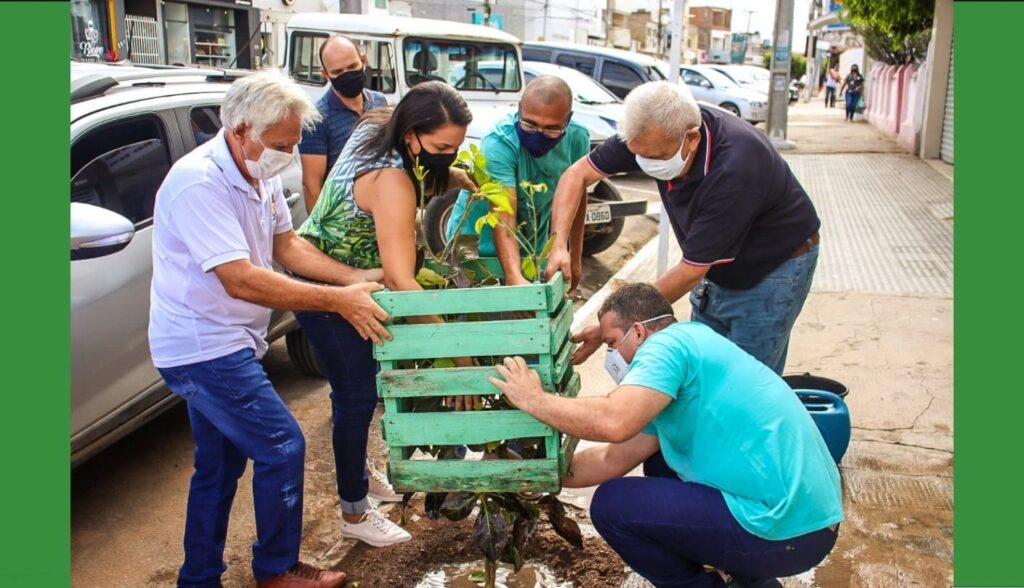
[191,5,236,66]
[71,0,112,61]
[164,2,191,66]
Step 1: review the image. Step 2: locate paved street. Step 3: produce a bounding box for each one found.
[71,99,953,587]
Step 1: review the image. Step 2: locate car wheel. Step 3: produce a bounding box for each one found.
[286,329,324,378]
[582,180,626,256]
[423,188,460,255]
[720,102,741,117]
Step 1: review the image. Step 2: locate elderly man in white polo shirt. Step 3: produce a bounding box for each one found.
[149,70,389,588]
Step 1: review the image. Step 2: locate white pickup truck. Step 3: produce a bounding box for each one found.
[283,13,646,255]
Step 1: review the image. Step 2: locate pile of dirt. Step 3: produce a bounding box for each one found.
[336,495,627,587]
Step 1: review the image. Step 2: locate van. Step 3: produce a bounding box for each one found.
[284,14,646,257]
[522,41,675,100]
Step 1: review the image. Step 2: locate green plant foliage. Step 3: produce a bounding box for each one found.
[840,0,934,64]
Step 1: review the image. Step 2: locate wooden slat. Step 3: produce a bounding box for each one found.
[559,372,582,399]
[552,338,574,387]
[373,317,551,361]
[544,271,567,312]
[378,363,560,398]
[550,300,573,352]
[559,434,580,478]
[390,458,560,493]
[383,411,553,446]
[374,282,550,317]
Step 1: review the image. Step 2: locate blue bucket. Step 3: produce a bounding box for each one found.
[785,374,851,464]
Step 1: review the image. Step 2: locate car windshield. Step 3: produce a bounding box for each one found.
[696,67,740,89]
[746,67,771,82]
[648,62,670,80]
[548,66,620,104]
[719,67,753,84]
[403,37,521,91]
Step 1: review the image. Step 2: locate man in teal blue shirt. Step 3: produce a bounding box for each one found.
[447,76,590,286]
[491,283,843,588]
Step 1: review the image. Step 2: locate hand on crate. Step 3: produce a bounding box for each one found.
[443,395,483,411]
[569,324,602,365]
[489,356,544,411]
[545,244,573,294]
[356,267,385,284]
[335,282,392,345]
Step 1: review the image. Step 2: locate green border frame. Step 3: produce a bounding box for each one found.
[0,2,71,586]
[954,2,1024,586]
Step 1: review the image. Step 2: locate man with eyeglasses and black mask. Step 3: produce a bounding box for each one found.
[299,35,387,214]
[446,75,590,287]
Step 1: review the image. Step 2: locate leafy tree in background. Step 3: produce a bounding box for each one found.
[762,50,807,81]
[840,0,935,64]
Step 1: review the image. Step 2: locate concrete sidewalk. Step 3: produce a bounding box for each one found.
[564,99,954,587]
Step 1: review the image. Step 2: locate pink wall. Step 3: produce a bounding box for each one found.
[865,64,925,154]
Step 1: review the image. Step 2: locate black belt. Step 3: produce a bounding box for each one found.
[790,232,820,259]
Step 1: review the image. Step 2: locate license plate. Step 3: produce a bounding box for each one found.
[585,204,612,225]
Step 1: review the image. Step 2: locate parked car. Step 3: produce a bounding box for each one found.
[70,62,315,467]
[284,14,646,256]
[680,65,768,124]
[522,41,676,100]
[710,64,798,104]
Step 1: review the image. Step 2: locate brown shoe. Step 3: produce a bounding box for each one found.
[257,562,347,588]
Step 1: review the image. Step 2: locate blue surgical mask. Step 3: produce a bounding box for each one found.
[515,119,566,158]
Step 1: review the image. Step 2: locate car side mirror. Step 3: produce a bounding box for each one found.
[701,80,712,88]
[71,202,135,260]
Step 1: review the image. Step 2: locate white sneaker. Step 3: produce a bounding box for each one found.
[367,462,403,503]
[341,510,412,547]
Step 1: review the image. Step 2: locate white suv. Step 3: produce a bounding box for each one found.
[70,62,316,467]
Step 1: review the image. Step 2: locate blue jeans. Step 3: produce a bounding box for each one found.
[592,452,838,588]
[294,311,377,514]
[690,245,818,375]
[845,91,861,119]
[158,348,305,587]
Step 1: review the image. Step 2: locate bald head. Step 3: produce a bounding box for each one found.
[319,35,363,80]
[522,75,573,111]
[519,75,573,135]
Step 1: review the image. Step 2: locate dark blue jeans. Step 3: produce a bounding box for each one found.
[845,91,861,119]
[158,348,305,587]
[690,245,818,375]
[294,311,377,514]
[592,453,838,588]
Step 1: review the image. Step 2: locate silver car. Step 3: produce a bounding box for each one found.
[70,62,316,467]
[680,65,769,124]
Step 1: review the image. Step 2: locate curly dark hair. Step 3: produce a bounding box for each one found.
[598,283,675,331]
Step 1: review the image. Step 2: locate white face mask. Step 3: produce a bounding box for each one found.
[243,132,294,180]
[603,314,675,384]
[635,147,688,181]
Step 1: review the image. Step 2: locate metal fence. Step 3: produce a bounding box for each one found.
[124,15,162,65]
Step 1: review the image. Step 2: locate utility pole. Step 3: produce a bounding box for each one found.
[657,0,664,57]
[542,0,549,40]
[605,0,614,47]
[483,0,492,27]
[766,0,795,149]
[743,9,755,34]
[657,0,685,277]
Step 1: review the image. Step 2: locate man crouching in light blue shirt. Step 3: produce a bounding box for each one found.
[149,70,391,588]
[490,283,843,588]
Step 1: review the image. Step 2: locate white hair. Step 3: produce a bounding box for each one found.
[220,69,321,136]
[618,81,701,143]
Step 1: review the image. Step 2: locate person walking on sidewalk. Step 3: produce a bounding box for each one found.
[490,283,843,588]
[824,64,839,108]
[298,35,388,214]
[294,81,478,547]
[445,75,590,287]
[840,64,865,122]
[149,70,391,588]
[546,81,821,375]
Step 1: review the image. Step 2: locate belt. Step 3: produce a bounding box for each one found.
[790,231,820,259]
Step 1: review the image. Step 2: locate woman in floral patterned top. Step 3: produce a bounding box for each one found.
[292,81,477,548]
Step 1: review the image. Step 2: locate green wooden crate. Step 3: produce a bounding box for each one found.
[372,270,579,493]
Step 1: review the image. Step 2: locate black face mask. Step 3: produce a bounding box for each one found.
[414,134,458,169]
[329,68,366,99]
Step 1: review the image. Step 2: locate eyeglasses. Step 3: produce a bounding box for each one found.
[518,112,573,138]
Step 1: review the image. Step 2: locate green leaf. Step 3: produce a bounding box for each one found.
[538,494,583,548]
[415,267,448,287]
[485,213,499,228]
[433,357,456,369]
[474,215,488,234]
[539,233,556,260]
[468,570,486,583]
[500,543,524,573]
[521,257,537,281]
[440,492,479,522]
[472,506,509,562]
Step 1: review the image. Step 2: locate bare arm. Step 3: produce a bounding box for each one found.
[489,357,672,442]
[300,153,327,214]
[493,186,529,285]
[544,156,607,285]
[567,189,587,292]
[562,433,661,488]
[654,261,710,304]
[212,259,390,343]
[273,229,382,286]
